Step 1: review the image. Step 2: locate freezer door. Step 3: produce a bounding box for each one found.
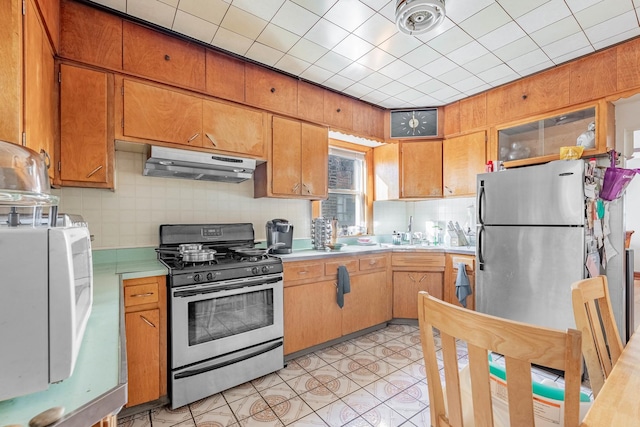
[477,160,585,226]
[476,225,585,331]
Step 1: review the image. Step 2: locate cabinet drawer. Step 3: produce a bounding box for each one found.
[359,255,387,271]
[124,283,159,307]
[284,262,324,282]
[391,253,445,268]
[324,259,358,277]
[451,256,475,271]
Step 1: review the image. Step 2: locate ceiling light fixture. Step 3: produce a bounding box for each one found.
[395,0,446,36]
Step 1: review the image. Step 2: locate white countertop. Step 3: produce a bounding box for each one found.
[277,244,475,261]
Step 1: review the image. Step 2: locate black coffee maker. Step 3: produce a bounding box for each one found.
[266,219,293,254]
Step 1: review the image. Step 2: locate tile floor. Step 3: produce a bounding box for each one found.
[117,323,591,427]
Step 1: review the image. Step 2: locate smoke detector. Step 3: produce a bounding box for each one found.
[395,0,446,36]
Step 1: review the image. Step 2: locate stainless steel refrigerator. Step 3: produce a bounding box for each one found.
[476,160,631,342]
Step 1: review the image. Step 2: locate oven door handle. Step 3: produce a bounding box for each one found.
[174,340,283,379]
[174,276,282,298]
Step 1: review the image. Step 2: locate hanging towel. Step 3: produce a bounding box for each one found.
[455,263,472,308]
[337,265,351,308]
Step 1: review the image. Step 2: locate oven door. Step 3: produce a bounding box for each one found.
[170,273,283,369]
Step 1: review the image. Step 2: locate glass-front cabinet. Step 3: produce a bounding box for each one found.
[492,100,614,168]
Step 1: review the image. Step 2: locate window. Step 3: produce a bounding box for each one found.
[321,147,366,235]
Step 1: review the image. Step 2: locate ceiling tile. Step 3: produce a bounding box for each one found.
[529,16,581,47]
[378,59,415,80]
[359,72,393,89]
[477,63,518,84]
[447,41,489,66]
[516,0,572,34]
[400,70,433,86]
[430,86,462,103]
[506,48,550,73]
[451,75,487,93]
[232,0,285,21]
[342,82,374,98]
[324,0,375,32]
[212,27,253,56]
[270,1,320,36]
[574,0,634,29]
[458,3,512,39]
[178,0,229,25]
[159,0,178,7]
[400,44,441,69]
[355,46,394,70]
[411,94,440,106]
[517,59,555,77]
[492,36,538,62]
[428,26,474,55]
[541,31,591,61]
[592,27,640,50]
[92,0,126,13]
[414,17,456,42]
[245,42,285,66]
[396,87,430,103]
[462,52,503,74]
[446,0,494,23]
[551,45,594,65]
[305,18,350,49]
[464,83,492,96]
[361,90,391,104]
[497,0,551,19]
[275,54,311,74]
[564,0,602,14]
[338,61,374,80]
[422,56,458,78]
[584,10,638,45]
[300,64,334,82]
[353,12,397,46]
[488,72,521,87]
[437,67,473,86]
[378,80,412,97]
[220,6,268,39]
[172,10,217,43]
[324,74,355,91]
[333,34,372,60]
[289,38,328,63]
[127,0,176,28]
[290,0,337,16]
[377,32,423,58]
[316,51,353,73]
[477,21,527,51]
[415,79,447,93]
[256,23,299,51]
[363,0,390,12]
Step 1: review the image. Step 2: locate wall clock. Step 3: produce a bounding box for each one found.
[390,108,438,138]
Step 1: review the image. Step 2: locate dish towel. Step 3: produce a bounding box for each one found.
[455,263,472,308]
[337,265,351,308]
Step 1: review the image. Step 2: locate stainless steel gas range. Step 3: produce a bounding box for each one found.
[157,223,284,409]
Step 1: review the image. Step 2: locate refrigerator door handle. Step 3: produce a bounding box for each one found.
[477,182,485,225]
[477,225,485,270]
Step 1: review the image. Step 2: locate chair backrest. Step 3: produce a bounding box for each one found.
[571,275,624,397]
[418,292,583,427]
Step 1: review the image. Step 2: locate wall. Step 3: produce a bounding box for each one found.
[52,150,312,249]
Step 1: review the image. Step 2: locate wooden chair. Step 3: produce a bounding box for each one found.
[571,275,624,398]
[418,292,583,427]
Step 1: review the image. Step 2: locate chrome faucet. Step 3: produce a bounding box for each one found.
[408,215,414,245]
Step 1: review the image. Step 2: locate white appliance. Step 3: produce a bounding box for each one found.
[0,216,93,401]
[476,160,631,341]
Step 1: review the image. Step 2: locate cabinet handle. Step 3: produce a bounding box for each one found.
[408,274,416,282]
[419,274,427,282]
[40,149,51,170]
[302,183,311,194]
[205,133,217,147]
[86,165,103,178]
[292,183,300,193]
[444,186,452,194]
[164,54,171,61]
[131,292,154,298]
[187,133,200,143]
[298,270,307,275]
[369,260,377,266]
[140,315,156,328]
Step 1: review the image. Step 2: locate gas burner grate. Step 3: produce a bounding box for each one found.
[174,258,218,270]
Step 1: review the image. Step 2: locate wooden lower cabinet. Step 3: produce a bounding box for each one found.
[391,252,445,319]
[123,276,167,407]
[444,254,476,311]
[342,270,390,335]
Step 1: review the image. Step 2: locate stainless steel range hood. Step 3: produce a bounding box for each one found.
[144,146,256,183]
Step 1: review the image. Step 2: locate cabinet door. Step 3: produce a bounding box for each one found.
[245,63,297,116]
[300,122,328,198]
[24,0,56,181]
[125,309,160,407]
[202,100,265,158]
[324,90,353,130]
[297,81,324,124]
[284,281,342,355]
[393,271,443,319]
[459,94,486,132]
[443,131,486,196]
[60,64,113,187]
[0,0,23,144]
[271,116,302,196]
[342,271,390,335]
[123,79,203,147]
[205,49,245,102]
[401,141,442,198]
[443,102,460,136]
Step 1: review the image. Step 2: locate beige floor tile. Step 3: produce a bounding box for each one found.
[361,331,391,345]
[348,336,379,350]
[341,389,381,416]
[236,408,283,427]
[331,357,364,375]
[227,392,270,421]
[408,407,431,426]
[251,372,284,392]
[323,376,362,398]
[276,360,306,382]
[341,416,371,427]
[394,331,422,347]
[117,412,151,427]
[365,345,393,360]
[309,364,343,384]
[382,353,413,369]
[349,352,378,368]
[382,339,411,352]
[193,403,237,426]
[223,382,259,403]
[285,372,325,395]
[290,412,330,426]
[151,405,194,426]
[189,393,227,416]
[258,382,297,407]
[345,366,379,387]
[295,353,329,372]
[361,403,406,427]
[383,370,420,391]
[298,385,340,411]
[172,420,197,427]
[383,390,427,420]
[315,399,359,427]
[403,380,430,405]
[315,346,348,364]
[333,341,363,357]
[399,361,427,381]
[362,378,402,401]
[270,395,313,424]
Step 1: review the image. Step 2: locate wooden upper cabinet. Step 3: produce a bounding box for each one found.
[444,102,460,136]
[459,93,486,132]
[401,141,442,198]
[270,116,302,196]
[0,0,23,144]
[353,101,380,138]
[205,49,245,103]
[371,107,385,139]
[617,38,640,92]
[245,63,297,116]
[297,81,324,124]
[60,0,122,70]
[122,79,203,147]
[300,121,328,198]
[443,131,486,197]
[570,49,617,105]
[34,0,60,53]
[202,100,266,158]
[123,21,205,91]
[59,64,114,188]
[324,90,353,130]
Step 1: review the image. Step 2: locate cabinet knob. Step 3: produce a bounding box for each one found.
[521,94,527,100]
[270,87,276,93]
[336,108,341,113]
[164,54,171,61]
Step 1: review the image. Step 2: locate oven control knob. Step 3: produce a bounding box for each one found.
[251,266,259,275]
[262,266,270,274]
[206,272,213,281]
[194,273,202,282]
